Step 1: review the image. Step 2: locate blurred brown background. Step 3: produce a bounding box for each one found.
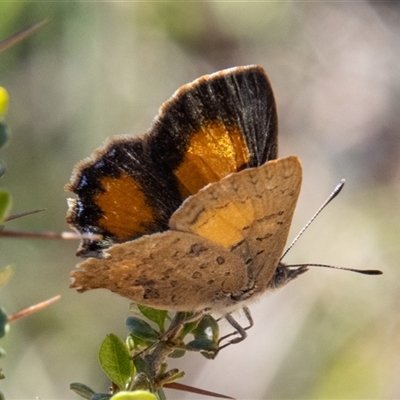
[0,3,399,399]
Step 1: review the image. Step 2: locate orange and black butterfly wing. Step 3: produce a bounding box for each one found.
[147,65,278,197]
[66,66,278,257]
[66,137,183,256]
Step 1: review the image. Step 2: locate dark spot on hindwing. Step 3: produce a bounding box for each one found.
[189,243,208,257]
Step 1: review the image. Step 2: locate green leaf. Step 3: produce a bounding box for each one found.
[69,382,95,399]
[186,339,217,359]
[156,388,166,400]
[0,307,8,338]
[126,334,135,352]
[0,158,6,178]
[126,317,158,343]
[0,122,10,149]
[0,266,13,287]
[133,356,152,378]
[186,338,216,351]
[0,191,11,223]
[192,314,219,342]
[137,305,168,332]
[187,315,219,359]
[98,334,134,391]
[0,348,6,358]
[111,391,157,400]
[179,313,201,337]
[168,349,186,359]
[131,356,157,392]
[159,369,184,385]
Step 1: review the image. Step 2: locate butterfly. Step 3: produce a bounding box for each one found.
[66,65,380,321]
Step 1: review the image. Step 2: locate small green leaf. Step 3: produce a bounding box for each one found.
[137,305,168,332]
[179,313,201,337]
[0,122,10,149]
[0,266,13,287]
[0,348,6,358]
[0,191,11,223]
[0,158,6,178]
[168,349,186,359]
[126,334,135,352]
[158,369,184,385]
[131,356,157,392]
[187,315,219,359]
[156,388,166,400]
[111,390,157,400]
[192,314,219,343]
[186,338,216,351]
[69,382,95,399]
[126,317,158,343]
[0,307,8,338]
[186,338,218,359]
[98,334,134,391]
[133,356,152,378]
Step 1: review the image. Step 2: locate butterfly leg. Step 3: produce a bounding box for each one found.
[218,306,254,350]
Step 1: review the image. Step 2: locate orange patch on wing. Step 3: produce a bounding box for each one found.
[188,201,254,249]
[94,173,154,239]
[174,121,249,197]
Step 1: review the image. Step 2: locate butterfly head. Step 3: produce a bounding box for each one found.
[268,263,309,290]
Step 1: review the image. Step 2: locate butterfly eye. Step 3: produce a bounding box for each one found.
[268,266,287,289]
[275,272,285,286]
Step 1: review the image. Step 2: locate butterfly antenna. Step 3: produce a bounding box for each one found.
[287,263,382,275]
[280,179,345,261]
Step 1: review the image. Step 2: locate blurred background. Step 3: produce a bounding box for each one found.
[0,2,399,399]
